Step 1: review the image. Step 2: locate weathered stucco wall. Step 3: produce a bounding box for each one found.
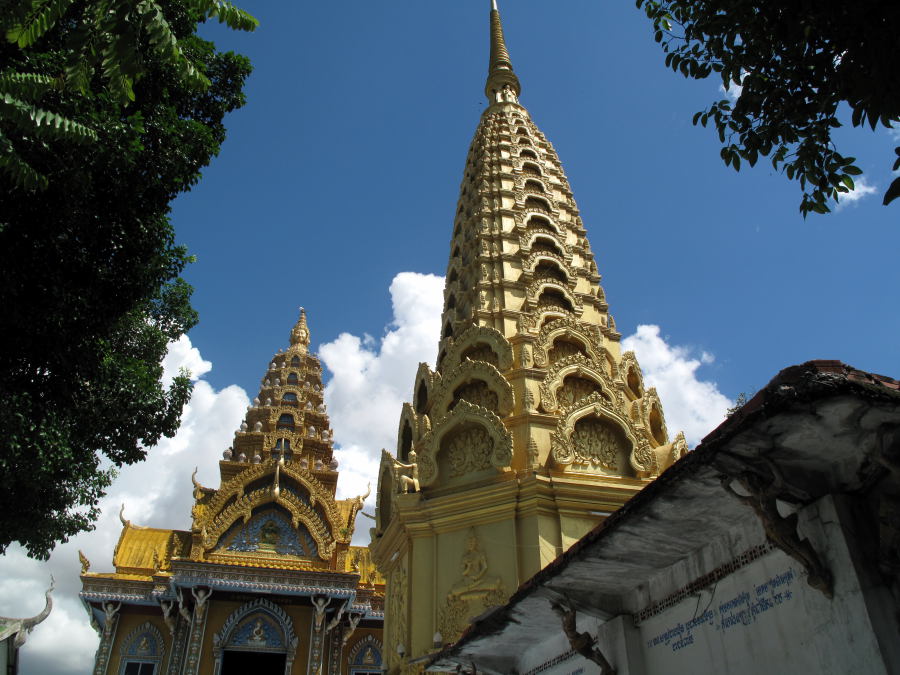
[512,494,898,675]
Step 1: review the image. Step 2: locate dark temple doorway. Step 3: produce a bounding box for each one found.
[221,650,286,674]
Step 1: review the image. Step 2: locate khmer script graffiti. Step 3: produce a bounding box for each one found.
[646,567,798,652]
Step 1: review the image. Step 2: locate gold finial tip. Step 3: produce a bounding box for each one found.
[290,305,311,349]
[485,0,521,103]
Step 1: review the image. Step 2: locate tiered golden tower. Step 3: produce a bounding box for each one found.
[371,3,687,670]
[81,310,384,675]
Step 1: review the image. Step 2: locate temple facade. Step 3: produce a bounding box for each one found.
[80,310,384,675]
[370,3,687,672]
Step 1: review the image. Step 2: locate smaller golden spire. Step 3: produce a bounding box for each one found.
[485,0,521,104]
[290,307,310,352]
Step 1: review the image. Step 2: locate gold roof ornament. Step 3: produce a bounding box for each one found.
[290,306,311,353]
[485,0,521,103]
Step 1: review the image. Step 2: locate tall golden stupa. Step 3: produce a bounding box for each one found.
[80,310,384,675]
[370,3,687,670]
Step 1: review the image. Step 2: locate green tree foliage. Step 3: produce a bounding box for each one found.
[0,1,252,558]
[0,0,256,189]
[636,0,900,216]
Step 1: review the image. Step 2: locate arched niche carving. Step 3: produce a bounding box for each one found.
[118,621,165,674]
[417,401,512,488]
[449,380,499,415]
[524,250,571,280]
[551,395,654,477]
[199,469,337,561]
[516,175,549,193]
[212,598,298,675]
[525,280,581,315]
[539,358,614,413]
[413,363,437,414]
[396,403,418,463]
[530,259,570,286]
[348,634,383,672]
[534,318,607,369]
[460,343,500,368]
[643,387,669,447]
[438,424,495,480]
[520,213,562,237]
[447,264,461,285]
[375,451,397,534]
[431,360,514,420]
[548,336,588,365]
[441,325,513,373]
[201,460,339,530]
[620,351,644,400]
[556,373,610,409]
[527,234,566,258]
[521,161,542,176]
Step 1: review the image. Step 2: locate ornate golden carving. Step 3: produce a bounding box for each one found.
[570,417,622,470]
[387,564,408,655]
[439,530,505,642]
[557,375,605,409]
[539,355,615,414]
[419,401,512,487]
[442,325,514,373]
[445,427,494,477]
[451,380,499,413]
[551,397,646,476]
[430,359,514,420]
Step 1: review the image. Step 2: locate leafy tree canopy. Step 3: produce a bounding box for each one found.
[0,0,256,189]
[636,0,900,216]
[0,0,252,558]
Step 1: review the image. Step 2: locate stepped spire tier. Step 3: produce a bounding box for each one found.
[372,6,686,670]
[81,309,385,675]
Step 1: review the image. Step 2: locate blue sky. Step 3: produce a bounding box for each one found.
[3,3,899,672]
[175,0,899,399]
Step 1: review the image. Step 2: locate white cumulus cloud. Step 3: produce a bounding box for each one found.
[0,276,734,674]
[0,336,248,675]
[320,272,444,541]
[622,324,732,446]
[836,176,877,208]
[162,333,212,386]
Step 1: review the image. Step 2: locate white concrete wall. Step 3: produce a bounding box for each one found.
[511,494,896,675]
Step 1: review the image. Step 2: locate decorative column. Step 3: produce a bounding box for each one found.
[92,602,121,675]
[182,587,212,675]
[308,596,329,675]
[165,613,191,675]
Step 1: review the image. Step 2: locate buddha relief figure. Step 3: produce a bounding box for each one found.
[448,530,501,600]
[362,646,376,665]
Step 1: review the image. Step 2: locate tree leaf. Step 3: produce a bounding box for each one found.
[884,177,900,206]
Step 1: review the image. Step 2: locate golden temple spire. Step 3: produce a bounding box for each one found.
[485,0,521,104]
[290,306,310,352]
